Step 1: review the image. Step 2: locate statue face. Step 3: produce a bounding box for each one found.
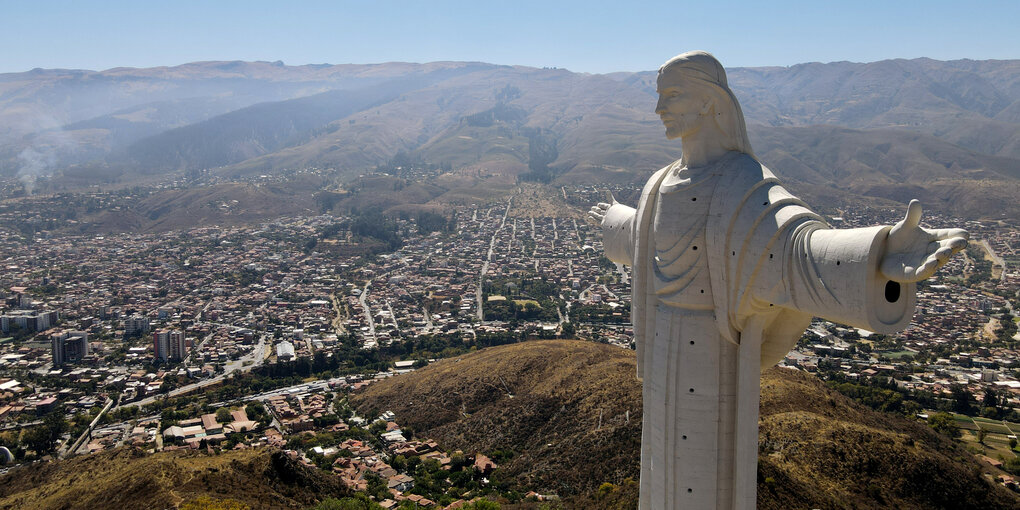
[655,70,705,140]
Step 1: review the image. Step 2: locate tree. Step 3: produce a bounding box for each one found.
[21,426,52,454]
[462,500,500,509]
[983,387,1000,409]
[560,321,575,338]
[23,407,71,455]
[364,473,390,501]
[951,385,975,415]
[311,496,382,510]
[978,428,988,445]
[181,497,251,510]
[928,412,961,438]
[216,407,233,424]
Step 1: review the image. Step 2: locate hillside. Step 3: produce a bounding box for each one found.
[351,340,1020,509]
[0,446,350,510]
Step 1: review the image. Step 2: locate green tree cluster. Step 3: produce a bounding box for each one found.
[927,412,961,438]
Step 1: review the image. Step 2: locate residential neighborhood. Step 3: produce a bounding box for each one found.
[0,180,1017,502]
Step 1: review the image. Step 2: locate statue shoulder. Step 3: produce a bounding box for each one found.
[709,153,786,215]
[639,161,678,196]
[724,152,776,181]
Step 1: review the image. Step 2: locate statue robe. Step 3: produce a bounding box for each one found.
[601,151,916,509]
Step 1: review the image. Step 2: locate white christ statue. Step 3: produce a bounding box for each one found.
[588,51,968,510]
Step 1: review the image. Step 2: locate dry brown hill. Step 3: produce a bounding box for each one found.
[0,446,349,510]
[351,340,1020,509]
[353,339,643,498]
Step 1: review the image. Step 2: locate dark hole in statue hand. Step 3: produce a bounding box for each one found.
[885,281,901,303]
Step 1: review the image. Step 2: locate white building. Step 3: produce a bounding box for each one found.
[276,340,295,361]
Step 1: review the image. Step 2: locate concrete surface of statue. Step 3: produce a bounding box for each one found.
[588,50,969,510]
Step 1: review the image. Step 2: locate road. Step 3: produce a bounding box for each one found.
[615,262,630,285]
[422,306,435,333]
[979,239,1007,281]
[116,335,268,411]
[62,397,114,458]
[477,198,512,321]
[0,420,42,432]
[358,281,376,343]
[385,300,400,334]
[329,294,349,336]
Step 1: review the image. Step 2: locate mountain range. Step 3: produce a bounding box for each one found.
[2,57,1019,219]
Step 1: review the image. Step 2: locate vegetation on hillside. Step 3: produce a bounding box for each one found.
[352,340,1020,509]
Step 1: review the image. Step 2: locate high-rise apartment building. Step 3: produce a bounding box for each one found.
[169,330,186,361]
[124,315,150,336]
[154,329,187,362]
[51,330,89,366]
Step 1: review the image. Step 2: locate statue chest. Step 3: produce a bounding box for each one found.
[651,170,718,309]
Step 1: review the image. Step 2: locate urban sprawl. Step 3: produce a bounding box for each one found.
[0,181,1018,505]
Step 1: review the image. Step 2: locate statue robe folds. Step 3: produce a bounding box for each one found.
[601,151,917,509]
[603,152,917,372]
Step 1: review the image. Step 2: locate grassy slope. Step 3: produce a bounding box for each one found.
[352,340,1020,509]
[0,447,349,510]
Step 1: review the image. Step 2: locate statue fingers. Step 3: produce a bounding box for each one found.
[945,236,968,251]
[596,202,612,211]
[934,245,954,263]
[929,227,969,241]
[913,257,940,281]
[904,199,923,229]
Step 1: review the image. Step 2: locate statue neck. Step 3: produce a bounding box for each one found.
[679,120,732,169]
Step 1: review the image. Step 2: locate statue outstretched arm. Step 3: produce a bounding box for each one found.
[588,192,636,266]
[771,199,966,334]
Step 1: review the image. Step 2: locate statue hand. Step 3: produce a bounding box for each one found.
[880,199,968,283]
[586,190,619,226]
[587,202,611,226]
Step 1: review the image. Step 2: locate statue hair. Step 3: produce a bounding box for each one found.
[659,51,754,157]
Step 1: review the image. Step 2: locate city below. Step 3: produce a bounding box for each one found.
[0,174,1017,507]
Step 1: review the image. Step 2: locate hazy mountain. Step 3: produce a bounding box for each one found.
[0,60,491,175]
[123,65,490,172]
[3,57,1019,219]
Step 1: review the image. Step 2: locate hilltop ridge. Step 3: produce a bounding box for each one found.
[352,340,1020,509]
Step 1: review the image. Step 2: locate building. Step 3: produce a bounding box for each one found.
[169,330,186,360]
[1,310,59,334]
[125,315,150,335]
[276,340,295,361]
[124,315,150,336]
[51,330,89,366]
[154,329,187,362]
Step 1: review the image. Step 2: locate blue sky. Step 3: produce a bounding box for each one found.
[2,0,1017,74]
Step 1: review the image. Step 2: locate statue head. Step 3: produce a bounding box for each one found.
[656,51,753,155]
